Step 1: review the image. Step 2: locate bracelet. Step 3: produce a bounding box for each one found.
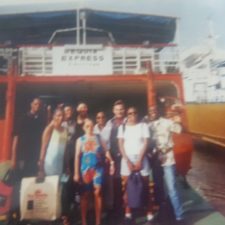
[110,161,115,165]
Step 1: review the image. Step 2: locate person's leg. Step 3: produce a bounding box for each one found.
[142,176,154,221]
[163,165,184,220]
[94,186,102,225]
[151,156,166,205]
[80,191,89,225]
[113,157,123,215]
[61,181,71,225]
[121,176,132,219]
[93,167,104,225]
[140,157,154,222]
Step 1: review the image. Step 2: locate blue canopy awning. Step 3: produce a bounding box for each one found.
[0,9,176,46]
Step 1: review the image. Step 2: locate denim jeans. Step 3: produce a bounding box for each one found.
[163,164,184,220]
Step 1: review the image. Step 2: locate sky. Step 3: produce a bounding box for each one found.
[0,0,225,50]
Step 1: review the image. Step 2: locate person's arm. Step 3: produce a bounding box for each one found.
[171,120,182,134]
[99,138,115,175]
[135,124,150,171]
[38,122,54,173]
[134,138,148,171]
[74,138,81,183]
[118,137,134,172]
[11,136,18,169]
[64,131,71,175]
[11,115,22,169]
[118,125,135,172]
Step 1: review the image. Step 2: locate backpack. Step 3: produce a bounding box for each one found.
[127,172,144,208]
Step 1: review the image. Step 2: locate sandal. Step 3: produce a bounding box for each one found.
[61,216,71,225]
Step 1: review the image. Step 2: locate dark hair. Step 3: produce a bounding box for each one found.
[113,99,125,107]
[96,111,105,116]
[63,104,74,110]
[76,102,88,111]
[127,106,138,114]
[53,108,64,116]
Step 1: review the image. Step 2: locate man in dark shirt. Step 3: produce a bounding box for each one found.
[106,100,126,217]
[11,98,45,178]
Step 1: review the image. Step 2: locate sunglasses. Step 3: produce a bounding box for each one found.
[127,111,137,115]
[96,116,105,119]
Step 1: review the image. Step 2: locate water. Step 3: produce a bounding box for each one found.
[187,141,225,216]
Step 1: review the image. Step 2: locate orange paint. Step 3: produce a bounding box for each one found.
[1,65,16,161]
[0,59,193,176]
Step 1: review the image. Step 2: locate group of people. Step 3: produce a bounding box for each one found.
[11,98,185,225]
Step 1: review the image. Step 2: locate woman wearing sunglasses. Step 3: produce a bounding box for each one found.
[118,107,154,225]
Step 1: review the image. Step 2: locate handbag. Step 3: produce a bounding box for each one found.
[127,172,144,208]
[0,170,14,215]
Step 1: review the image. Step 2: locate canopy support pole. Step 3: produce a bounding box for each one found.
[146,62,156,108]
[2,62,16,161]
[76,9,80,45]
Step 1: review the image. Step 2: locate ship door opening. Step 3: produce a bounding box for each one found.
[14,80,148,123]
[154,80,179,100]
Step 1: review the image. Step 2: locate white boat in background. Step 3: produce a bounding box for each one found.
[180,22,225,147]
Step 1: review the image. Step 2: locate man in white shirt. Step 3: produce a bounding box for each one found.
[151,104,184,224]
[94,111,111,150]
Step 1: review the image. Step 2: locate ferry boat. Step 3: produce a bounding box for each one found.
[0,8,192,175]
[181,24,225,147]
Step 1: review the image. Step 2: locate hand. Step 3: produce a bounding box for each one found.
[126,159,135,172]
[109,163,115,175]
[36,170,45,182]
[159,153,167,164]
[73,174,80,183]
[134,160,142,171]
[49,120,55,128]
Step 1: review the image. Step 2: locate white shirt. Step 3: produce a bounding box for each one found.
[117,122,150,155]
[94,124,111,149]
[151,117,182,166]
[62,120,76,141]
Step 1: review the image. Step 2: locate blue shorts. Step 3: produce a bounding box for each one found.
[81,167,104,192]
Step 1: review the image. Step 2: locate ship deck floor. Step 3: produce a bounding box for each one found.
[1,141,225,225]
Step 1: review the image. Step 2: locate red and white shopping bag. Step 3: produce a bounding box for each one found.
[20,175,61,221]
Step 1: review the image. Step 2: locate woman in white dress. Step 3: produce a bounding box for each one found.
[38,108,70,225]
[38,108,68,176]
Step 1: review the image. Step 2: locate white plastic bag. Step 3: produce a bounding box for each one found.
[20,175,61,221]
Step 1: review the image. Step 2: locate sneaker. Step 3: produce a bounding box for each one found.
[176,219,187,225]
[146,213,154,221]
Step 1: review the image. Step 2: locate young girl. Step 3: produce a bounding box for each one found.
[74,118,115,225]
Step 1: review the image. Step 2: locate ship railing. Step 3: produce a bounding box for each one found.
[0,48,18,75]
[1,45,180,76]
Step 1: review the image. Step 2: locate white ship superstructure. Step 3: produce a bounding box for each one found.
[181,24,225,103]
